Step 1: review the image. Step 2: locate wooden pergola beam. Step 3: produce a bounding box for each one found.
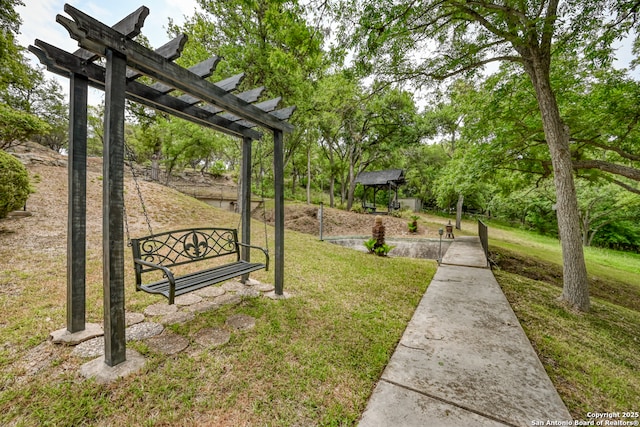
[58,4,294,133]
[73,6,149,62]
[126,34,188,79]
[30,41,262,139]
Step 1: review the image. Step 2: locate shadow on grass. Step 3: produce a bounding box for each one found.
[490,246,640,312]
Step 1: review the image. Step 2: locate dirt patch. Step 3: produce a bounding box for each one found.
[261,204,442,239]
[2,142,442,249]
[490,247,563,286]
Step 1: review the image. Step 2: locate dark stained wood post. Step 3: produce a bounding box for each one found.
[240,135,252,281]
[274,130,284,295]
[102,48,127,366]
[67,72,88,333]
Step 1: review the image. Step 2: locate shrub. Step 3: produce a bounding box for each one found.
[364,238,376,253]
[0,150,31,218]
[208,160,227,177]
[0,104,49,150]
[374,243,395,256]
[351,205,364,214]
[408,215,419,232]
[363,238,395,256]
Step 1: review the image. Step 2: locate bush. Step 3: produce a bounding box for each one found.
[0,150,31,218]
[0,104,49,150]
[208,160,227,178]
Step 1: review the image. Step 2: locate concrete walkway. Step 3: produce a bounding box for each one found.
[359,236,571,427]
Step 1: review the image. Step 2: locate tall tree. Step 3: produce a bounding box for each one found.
[169,0,328,198]
[453,60,640,245]
[425,79,481,228]
[0,0,25,92]
[343,83,421,210]
[346,0,640,311]
[313,71,359,207]
[1,0,49,150]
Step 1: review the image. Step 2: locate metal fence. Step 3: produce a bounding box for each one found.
[478,220,489,267]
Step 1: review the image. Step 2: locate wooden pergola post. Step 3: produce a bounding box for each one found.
[274,130,284,296]
[102,48,127,367]
[240,135,252,281]
[67,72,88,333]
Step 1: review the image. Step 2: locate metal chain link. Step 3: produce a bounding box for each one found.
[124,143,154,242]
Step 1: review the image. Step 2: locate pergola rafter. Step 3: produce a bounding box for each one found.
[30,4,294,368]
[30,41,264,139]
[57,5,294,132]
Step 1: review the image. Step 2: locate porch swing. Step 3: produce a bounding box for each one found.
[124,144,269,305]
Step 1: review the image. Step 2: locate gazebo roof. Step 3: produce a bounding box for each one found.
[355,169,405,187]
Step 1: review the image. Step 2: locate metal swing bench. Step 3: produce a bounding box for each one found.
[131,227,268,305]
[124,142,269,305]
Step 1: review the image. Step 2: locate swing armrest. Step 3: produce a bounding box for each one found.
[133,258,176,284]
[236,242,270,271]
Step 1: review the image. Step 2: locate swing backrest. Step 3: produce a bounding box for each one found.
[131,227,241,273]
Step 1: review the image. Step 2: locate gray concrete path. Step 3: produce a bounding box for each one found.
[359,237,571,427]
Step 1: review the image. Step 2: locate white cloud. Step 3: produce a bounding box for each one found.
[17,0,70,51]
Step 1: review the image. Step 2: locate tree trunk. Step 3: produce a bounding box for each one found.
[527,60,590,311]
[306,144,311,205]
[346,160,356,211]
[291,165,297,196]
[581,212,590,247]
[150,151,160,182]
[456,193,463,230]
[329,176,335,208]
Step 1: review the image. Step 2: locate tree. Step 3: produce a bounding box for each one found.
[448,59,640,245]
[29,77,68,153]
[425,79,481,228]
[0,0,26,92]
[313,71,359,207]
[0,149,31,217]
[346,0,640,311]
[0,103,48,149]
[398,143,448,207]
[86,104,105,157]
[347,84,422,209]
[576,181,640,247]
[169,0,328,201]
[1,0,49,150]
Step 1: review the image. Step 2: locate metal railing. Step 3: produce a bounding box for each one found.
[478,220,489,267]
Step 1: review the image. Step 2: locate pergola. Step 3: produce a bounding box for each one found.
[29,5,294,367]
[355,169,405,213]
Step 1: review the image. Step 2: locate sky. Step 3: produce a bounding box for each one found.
[14,0,639,106]
[16,0,201,103]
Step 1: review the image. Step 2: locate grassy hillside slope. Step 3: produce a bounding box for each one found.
[486,225,640,417]
[0,161,436,426]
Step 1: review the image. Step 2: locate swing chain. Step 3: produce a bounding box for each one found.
[237,138,270,254]
[124,143,154,245]
[259,139,269,255]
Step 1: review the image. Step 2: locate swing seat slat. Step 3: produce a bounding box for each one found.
[131,228,268,304]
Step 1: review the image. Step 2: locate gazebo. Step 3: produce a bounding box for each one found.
[355,169,405,214]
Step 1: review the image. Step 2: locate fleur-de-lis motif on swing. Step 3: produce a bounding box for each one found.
[184,231,208,258]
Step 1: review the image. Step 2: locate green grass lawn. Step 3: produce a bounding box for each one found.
[485,223,640,417]
[2,197,638,425]
[0,201,435,426]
